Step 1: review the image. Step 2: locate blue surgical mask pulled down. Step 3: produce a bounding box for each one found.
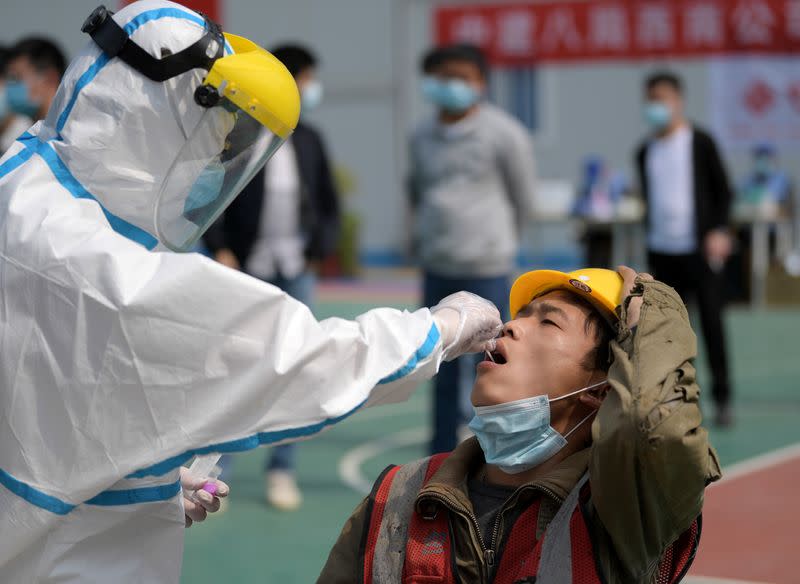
[468,379,607,475]
[421,76,480,113]
[643,101,672,131]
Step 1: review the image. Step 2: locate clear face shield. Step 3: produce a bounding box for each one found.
[154,97,285,251]
[80,6,300,253]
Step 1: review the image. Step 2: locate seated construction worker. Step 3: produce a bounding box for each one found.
[318,266,721,583]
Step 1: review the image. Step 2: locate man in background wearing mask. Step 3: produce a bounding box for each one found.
[319,266,720,583]
[635,71,735,427]
[204,43,339,512]
[409,44,537,455]
[5,37,66,123]
[0,47,34,155]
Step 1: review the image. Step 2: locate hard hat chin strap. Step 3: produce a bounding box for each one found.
[82,5,225,83]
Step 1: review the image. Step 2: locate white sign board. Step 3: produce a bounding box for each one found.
[709,57,800,151]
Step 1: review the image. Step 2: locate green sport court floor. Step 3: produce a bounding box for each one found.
[181,272,800,584]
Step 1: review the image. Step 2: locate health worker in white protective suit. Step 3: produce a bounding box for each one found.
[0,2,503,582]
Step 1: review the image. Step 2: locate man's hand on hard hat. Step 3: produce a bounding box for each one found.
[180,467,230,528]
[431,292,504,361]
[617,265,654,329]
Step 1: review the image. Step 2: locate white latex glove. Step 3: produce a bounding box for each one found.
[431,291,503,361]
[180,467,230,527]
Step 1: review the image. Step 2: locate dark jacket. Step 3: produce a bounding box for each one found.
[204,121,340,266]
[636,125,733,246]
[318,277,722,583]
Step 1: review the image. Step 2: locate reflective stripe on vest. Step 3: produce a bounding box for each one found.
[362,454,450,584]
[363,454,702,583]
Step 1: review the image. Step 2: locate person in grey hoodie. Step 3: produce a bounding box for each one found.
[409,44,537,454]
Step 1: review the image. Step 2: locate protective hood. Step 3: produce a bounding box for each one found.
[37,0,286,249]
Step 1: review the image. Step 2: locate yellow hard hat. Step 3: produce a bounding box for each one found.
[205,34,300,139]
[509,268,624,322]
[82,5,300,138]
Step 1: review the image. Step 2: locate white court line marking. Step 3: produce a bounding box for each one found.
[338,427,428,494]
[713,441,800,485]
[339,424,800,495]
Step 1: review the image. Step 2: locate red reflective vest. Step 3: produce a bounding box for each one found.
[361,453,700,584]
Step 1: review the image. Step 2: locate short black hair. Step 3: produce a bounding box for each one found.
[560,293,615,373]
[9,37,67,78]
[422,43,489,79]
[0,46,9,77]
[419,48,443,75]
[645,71,683,94]
[270,44,317,78]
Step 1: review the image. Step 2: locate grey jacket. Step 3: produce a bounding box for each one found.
[408,104,537,277]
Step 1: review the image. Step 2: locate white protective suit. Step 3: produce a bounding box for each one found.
[0,2,500,582]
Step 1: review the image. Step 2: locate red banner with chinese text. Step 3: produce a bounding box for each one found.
[435,0,800,65]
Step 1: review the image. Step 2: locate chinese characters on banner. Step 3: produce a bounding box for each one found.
[709,57,800,148]
[435,0,800,65]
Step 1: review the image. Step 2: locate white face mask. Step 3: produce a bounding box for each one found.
[468,380,607,474]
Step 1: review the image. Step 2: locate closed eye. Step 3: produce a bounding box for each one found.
[542,319,561,329]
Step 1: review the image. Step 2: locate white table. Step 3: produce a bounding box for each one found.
[734,204,794,308]
[522,211,646,271]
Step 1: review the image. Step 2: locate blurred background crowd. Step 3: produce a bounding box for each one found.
[1,1,798,581]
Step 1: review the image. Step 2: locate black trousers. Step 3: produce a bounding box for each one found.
[648,251,731,406]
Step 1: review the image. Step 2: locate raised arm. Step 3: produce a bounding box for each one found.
[1,205,500,508]
[589,267,722,580]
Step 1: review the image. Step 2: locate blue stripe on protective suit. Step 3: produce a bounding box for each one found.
[85,479,181,506]
[0,468,77,516]
[56,54,110,135]
[56,7,233,135]
[15,133,158,249]
[0,468,180,515]
[378,323,440,384]
[128,322,441,478]
[127,397,368,478]
[0,146,34,177]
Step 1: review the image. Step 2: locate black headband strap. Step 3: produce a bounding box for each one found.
[82,5,225,83]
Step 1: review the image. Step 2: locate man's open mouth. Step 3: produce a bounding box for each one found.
[485,344,508,365]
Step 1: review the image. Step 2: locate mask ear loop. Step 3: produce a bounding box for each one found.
[552,379,608,441]
[549,378,608,403]
[563,409,598,440]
